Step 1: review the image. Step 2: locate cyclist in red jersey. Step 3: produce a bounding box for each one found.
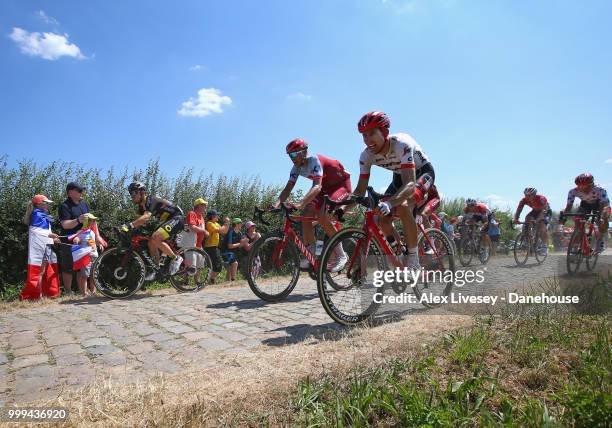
[513,187,551,255]
[354,111,435,270]
[464,198,493,256]
[561,173,610,252]
[414,184,441,229]
[273,138,352,272]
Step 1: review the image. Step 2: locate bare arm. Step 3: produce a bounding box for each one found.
[130,212,152,228]
[389,168,416,206]
[275,181,296,207]
[296,178,322,209]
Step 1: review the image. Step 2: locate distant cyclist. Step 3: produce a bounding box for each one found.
[513,187,551,255]
[354,111,435,269]
[561,173,610,252]
[121,181,185,278]
[464,198,493,256]
[273,138,352,272]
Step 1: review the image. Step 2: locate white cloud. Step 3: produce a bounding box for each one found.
[188,64,207,71]
[177,88,232,117]
[484,194,514,210]
[286,92,313,102]
[605,158,612,164]
[8,27,85,60]
[36,10,60,27]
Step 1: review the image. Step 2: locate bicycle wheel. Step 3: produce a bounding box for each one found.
[246,232,300,302]
[317,228,387,325]
[169,247,212,292]
[459,235,474,266]
[534,236,548,265]
[513,232,529,266]
[585,233,599,271]
[92,248,145,299]
[413,228,455,308]
[566,230,583,275]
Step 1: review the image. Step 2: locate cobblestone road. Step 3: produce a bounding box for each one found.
[1,253,609,405]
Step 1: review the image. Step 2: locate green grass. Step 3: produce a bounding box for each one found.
[286,312,611,427]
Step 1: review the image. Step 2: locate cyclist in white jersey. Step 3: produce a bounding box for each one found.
[354,111,435,269]
[561,173,610,252]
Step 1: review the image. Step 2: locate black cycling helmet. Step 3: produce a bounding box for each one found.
[524,187,537,195]
[127,181,146,193]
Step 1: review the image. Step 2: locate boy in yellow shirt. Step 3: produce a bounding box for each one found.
[204,210,230,283]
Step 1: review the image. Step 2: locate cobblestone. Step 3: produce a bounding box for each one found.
[0,254,599,404]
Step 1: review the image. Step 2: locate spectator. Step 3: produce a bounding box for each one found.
[204,210,230,284]
[20,195,60,300]
[68,213,102,296]
[179,198,209,248]
[58,182,88,295]
[488,212,501,256]
[221,218,244,281]
[443,214,455,243]
[239,221,261,278]
[178,198,210,287]
[243,221,261,251]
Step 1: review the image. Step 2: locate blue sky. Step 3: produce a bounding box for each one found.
[1,0,610,213]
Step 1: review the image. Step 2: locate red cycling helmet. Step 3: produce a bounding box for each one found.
[357,111,390,138]
[286,138,308,154]
[575,173,594,186]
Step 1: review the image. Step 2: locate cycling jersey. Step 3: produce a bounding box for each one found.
[464,203,491,217]
[515,195,550,222]
[567,184,609,206]
[139,195,183,221]
[289,154,350,190]
[359,133,430,179]
[518,194,549,212]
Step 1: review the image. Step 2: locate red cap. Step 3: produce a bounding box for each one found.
[32,194,53,205]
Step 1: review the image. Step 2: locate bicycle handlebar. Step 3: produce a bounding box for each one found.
[324,186,383,213]
[253,204,299,226]
[559,211,601,222]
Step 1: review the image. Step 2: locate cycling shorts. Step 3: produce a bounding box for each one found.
[310,176,352,211]
[526,209,552,225]
[156,216,184,240]
[384,162,435,197]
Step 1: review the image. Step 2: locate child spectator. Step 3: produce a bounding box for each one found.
[204,210,230,284]
[68,213,102,296]
[221,218,244,281]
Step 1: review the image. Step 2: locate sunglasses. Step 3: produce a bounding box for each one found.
[288,150,304,159]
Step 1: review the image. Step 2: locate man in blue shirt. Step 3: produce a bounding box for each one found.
[488,212,501,256]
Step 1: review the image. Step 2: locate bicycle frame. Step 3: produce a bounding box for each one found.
[272,213,320,270]
[119,234,179,272]
[574,217,597,257]
[345,206,441,278]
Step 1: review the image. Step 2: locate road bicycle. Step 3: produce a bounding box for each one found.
[512,219,548,266]
[316,187,456,325]
[458,222,491,266]
[92,227,211,298]
[245,204,340,302]
[560,211,602,275]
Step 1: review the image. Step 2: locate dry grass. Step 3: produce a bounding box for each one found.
[0,315,472,427]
